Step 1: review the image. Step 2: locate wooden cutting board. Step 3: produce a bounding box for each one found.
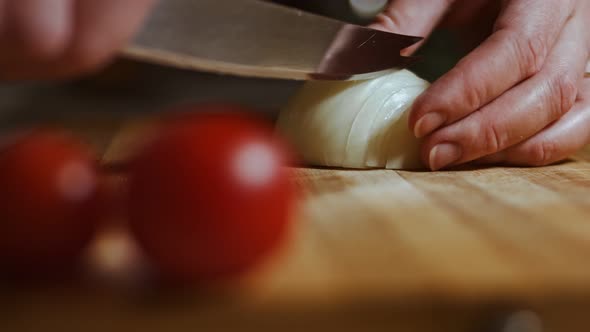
[2,118,590,332]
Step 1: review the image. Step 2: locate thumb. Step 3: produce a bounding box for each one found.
[369,0,455,54]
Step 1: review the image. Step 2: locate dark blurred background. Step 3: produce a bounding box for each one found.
[0,0,462,136]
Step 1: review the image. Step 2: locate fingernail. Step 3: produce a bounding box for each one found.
[414,113,446,138]
[429,143,462,171]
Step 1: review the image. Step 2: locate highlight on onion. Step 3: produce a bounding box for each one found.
[349,0,388,19]
[276,69,429,169]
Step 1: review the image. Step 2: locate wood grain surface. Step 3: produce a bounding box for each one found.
[2,118,590,332]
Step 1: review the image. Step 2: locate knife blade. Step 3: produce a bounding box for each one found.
[121,0,422,81]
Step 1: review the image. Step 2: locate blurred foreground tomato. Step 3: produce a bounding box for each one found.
[128,104,296,283]
[0,130,102,276]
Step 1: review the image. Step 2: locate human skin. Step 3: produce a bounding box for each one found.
[372,0,590,170]
[0,0,156,80]
[1,0,588,170]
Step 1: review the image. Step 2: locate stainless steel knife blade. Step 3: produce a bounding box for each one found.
[122,0,422,80]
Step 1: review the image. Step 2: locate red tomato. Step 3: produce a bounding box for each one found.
[0,129,102,275]
[128,105,296,283]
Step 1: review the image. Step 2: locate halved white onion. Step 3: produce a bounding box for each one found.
[276,69,429,169]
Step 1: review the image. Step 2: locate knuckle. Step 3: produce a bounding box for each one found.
[411,89,436,115]
[506,30,548,77]
[459,69,483,112]
[481,123,507,154]
[551,74,578,117]
[525,140,559,166]
[421,65,483,120]
[443,64,483,112]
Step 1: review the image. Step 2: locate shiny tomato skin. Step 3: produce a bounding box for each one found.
[0,130,101,275]
[128,106,295,283]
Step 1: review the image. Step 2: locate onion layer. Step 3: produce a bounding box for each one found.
[276,69,429,169]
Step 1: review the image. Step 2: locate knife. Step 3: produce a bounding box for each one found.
[121,0,422,81]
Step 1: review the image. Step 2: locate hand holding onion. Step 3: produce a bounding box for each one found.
[371,0,590,170]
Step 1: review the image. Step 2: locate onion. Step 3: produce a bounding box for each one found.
[349,0,388,19]
[276,69,429,169]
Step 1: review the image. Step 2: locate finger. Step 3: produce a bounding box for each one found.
[0,0,73,79]
[409,0,577,139]
[1,0,155,80]
[0,0,72,60]
[477,78,590,166]
[422,13,588,171]
[369,0,455,54]
[60,0,156,76]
